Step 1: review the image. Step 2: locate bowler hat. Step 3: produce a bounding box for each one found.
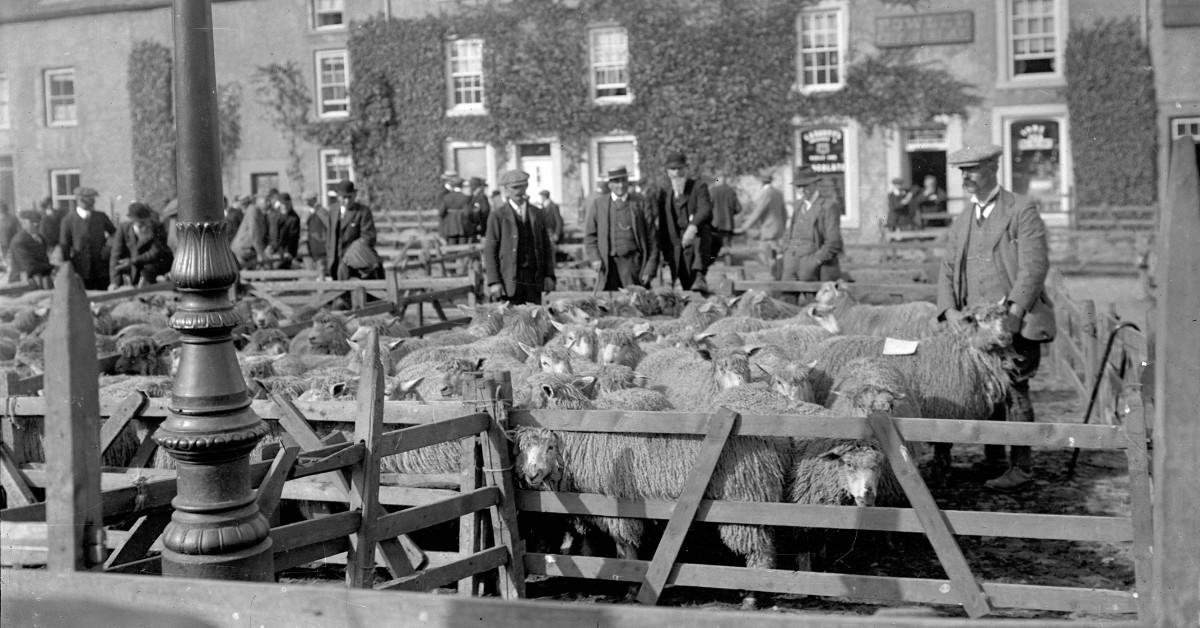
[469,176,485,187]
[277,192,292,202]
[665,151,688,169]
[74,186,98,197]
[948,144,1003,168]
[606,166,630,181]
[18,209,42,222]
[794,165,821,185]
[336,180,357,195]
[128,202,152,220]
[499,169,530,186]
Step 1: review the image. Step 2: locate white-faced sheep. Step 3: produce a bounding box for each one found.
[806,280,938,339]
[595,328,647,369]
[512,375,787,608]
[800,303,1012,479]
[639,346,753,412]
[731,289,803,320]
[288,311,352,355]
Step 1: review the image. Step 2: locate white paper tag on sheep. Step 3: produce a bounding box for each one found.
[882,338,919,355]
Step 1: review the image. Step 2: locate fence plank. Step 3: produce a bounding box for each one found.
[375,413,490,457]
[290,443,364,479]
[636,408,736,606]
[0,441,37,506]
[1122,373,1154,622]
[43,265,105,572]
[516,492,1134,542]
[376,545,509,593]
[255,446,300,520]
[102,508,171,571]
[868,412,991,618]
[374,487,500,540]
[526,554,1138,615]
[475,373,526,599]
[346,329,390,588]
[272,511,362,554]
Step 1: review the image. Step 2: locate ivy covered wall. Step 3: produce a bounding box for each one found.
[1065,18,1158,207]
[323,0,978,213]
[128,41,176,207]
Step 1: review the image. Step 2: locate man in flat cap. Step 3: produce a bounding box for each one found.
[326,180,380,282]
[938,143,1055,492]
[109,201,173,289]
[483,169,555,305]
[778,165,843,288]
[651,151,714,292]
[584,167,658,290]
[7,209,53,288]
[59,186,116,290]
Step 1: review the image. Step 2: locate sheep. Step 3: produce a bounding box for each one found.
[100,375,174,399]
[711,381,821,414]
[522,372,671,412]
[288,311,351,355]
[546,297,597,324]
[703,316,774,336]
[243,328,290,355]
[393,355,483,401]
[512,375,788,608]
[639,346,753,412]
[548,321,598,363]
[347,313,410,338]
[732,289,802,320]
[595,328,647,369]
[248,298,285,330]
[112,336,171,376]
[806,280,938,339]
[800,303,1013,479]
[109,297,170,330]
[648,296,730,338]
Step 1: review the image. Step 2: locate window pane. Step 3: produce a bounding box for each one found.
[453,146,487,180]
[597,140,635,179]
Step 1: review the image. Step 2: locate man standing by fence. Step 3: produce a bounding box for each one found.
[326,180,380,282]
[583,167,658,290]
[937,144,1055,492]
[778,165,842,288]
[652,151,713,292]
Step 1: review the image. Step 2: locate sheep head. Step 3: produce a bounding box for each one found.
[560,323,598,362]
[250,300,284,330]
[435,357,485,399]
[246,328,289,355]
[819,441,887,507]
[802,303,842,335]
[464,303,507,338]
[388,377,425,401]
[308,312,352,355]
[596,329,645,368]
[952,302,1013,350]
[511,426,564,489]
[698,346,752,391]
[762,360,817,404]
[522,373,595,409]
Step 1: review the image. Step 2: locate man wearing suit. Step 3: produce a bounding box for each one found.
[938,144,1055,492]
[737,171,788,277]
[707,172,741,266]
[583,167,658,290]
[109,202,173,288]
[7,210,53,288]
[59,186,116,290]
[538,190,565,245]
[326,180,380,281]
[483,170,555,306]
[439,175,472,245]
[651,151,713,292]
[886,177,915,231]
[779,165,842,285]
[468,177,490,240]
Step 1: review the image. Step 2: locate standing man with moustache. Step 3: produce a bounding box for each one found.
[583,167,658,290]
[651,151,713,292]
[483,169,555,305]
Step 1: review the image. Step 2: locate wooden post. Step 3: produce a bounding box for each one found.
[153,0,274,580]
[43,265,105,572]
[476,371,526,599]
[458,382,483,595]
[346,328,386,588]
[1152,136,1200,625]
[1081,299,1097,399]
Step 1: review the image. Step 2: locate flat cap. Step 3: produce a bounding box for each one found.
[127,202,153,220]
[18,209,42,222]
[277,192,292,202]
[794,165,821,185]
[499,169,530,186]
[74,186,98,197]
[948,144,1003,168]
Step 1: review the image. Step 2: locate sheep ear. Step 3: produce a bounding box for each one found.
[474,357,486,371]
[550,319,566,332]
[387,339,405,351]
[398,377,423,394]
[805,359,818,370]
[531,307,541,319]
[346,339,360,353]
[270,353,288,362]
[518,342,537,358]
[541,383,556,399]
[698,302,714,313]
[632,322,653,339]
[744,343,764,357]
[697,347,714,361]
[34,306,50,318]
[755,363,773,377]
[459,305,476,318]
[725,295,741,308]
[330,382,347,397]
[497,301,510,312]
[818,449,844,462]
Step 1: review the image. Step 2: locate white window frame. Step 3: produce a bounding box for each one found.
[996,0,1067,87]
[797,3,847,94]
[49,168,81,211]
[992,103,1072,227]
[589,26,632,104]
[444,140,498,186]
[315,50,350,119]
[319,149,354,201]
[446,38,486,115]
[1171,116,1200,141]
[44,68,77,127]
[588,134,639,191]
[312,0,344,30]
[0,72,10,130]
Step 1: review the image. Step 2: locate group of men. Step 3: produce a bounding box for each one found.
[2,187,174,291]
[440,172,565,247]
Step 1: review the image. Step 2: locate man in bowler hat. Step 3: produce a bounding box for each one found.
[583,166,658,290]
[326,180,380,281]
[483,169,556,305]
[938,144,1055,491]
[651,151,713,292]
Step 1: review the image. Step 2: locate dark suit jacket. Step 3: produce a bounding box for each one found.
[651,178,713,271]
[785,194,844,263]
[60,210,116,282]
[708,183,741,235]
[483,201,555,296]
[40,209,66,250]
[326,201,377,277]
[938,188,1055,341]
[7,230,52,280]
[269,208,301,259]
[439,191,472,238]
[110,220,172,284]
[583,193,659,285]
[542,200,564,243]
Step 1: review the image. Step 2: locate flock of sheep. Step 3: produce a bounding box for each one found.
[0,280,1016,606]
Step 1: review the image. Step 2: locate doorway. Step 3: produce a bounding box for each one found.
[517,143,559,206]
